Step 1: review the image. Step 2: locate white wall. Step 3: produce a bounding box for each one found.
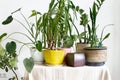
[0,0,119,80]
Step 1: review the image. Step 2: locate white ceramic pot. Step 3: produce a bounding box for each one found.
[30,47,44,62]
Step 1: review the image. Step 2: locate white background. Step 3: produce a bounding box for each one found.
[0,0,119,80]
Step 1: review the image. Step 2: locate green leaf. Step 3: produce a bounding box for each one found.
[23,57,34,73]
[49,0,55,10]
[97,0,101,6]
[90,8,93,21]
[29,10,41,18]
[76,6,79,11]
[9,57,17,67]
[6,41,16,53]
[102,33,110,42]
[2,16,13,25]
[5,67,8,72]
[36,40,42,52]
[0,33,7,42]
[0,44,5,56]
[79,9,84,14]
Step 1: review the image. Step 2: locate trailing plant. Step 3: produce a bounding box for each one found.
[87,0,110,48]
[0,33,18,80]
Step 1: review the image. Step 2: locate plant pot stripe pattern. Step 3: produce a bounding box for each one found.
[84,47,107,66]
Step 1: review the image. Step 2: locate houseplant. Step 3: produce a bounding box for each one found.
[0,33,19,80]
[2,8,43,72]
[74,7,90,53]
[40,0,77,65]
[84,0,111,66]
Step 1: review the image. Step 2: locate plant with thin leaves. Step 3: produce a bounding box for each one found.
[39,0,76,49]
[87,0,110,48]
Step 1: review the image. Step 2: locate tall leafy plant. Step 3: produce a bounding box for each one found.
[87,0,110,48]
[40,0,76,49]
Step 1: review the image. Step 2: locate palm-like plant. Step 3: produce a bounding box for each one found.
[87,0,110,48]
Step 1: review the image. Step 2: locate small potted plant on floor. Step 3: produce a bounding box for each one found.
[84,0,111,66]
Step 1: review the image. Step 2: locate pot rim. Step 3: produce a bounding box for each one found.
[84,46,107,50]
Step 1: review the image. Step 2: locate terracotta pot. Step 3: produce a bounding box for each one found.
[84,47,107,66]
[43,49,64,65]
[65,52,85,67]
[76,43,90,53]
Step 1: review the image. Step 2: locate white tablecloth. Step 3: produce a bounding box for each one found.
[24,65,111,80]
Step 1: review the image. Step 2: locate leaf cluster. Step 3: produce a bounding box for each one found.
[87,0,110,48]
[0,41,18,80]
[39,0,77,49]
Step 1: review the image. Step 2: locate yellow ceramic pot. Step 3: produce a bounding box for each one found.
[43,49,64,65]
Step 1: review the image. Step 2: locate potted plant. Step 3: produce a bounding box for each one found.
[84,0,111,66]
[2,8,43,72]
[0,33,19,80]
[40,0,77,65]
[72,6,90,53]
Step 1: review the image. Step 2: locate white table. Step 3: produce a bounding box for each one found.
[24,65,111,80]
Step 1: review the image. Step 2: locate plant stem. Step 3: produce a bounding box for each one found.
[10,67,19,80]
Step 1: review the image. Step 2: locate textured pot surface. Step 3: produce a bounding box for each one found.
[76,43,90,53]
[84,47,107,66]
[43,49,64,65]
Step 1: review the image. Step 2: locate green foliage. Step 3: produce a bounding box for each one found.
[2,8,42,74]
[39,0,76,49]
[0,33,7,42]
[2,8,42,52]
[6,41,16,54]
[88,0,110,48]
[23,57,34,73]
[36,40,42,52]
[0,41,18,80]
[63,35,77,48]
[74,6,89,44]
